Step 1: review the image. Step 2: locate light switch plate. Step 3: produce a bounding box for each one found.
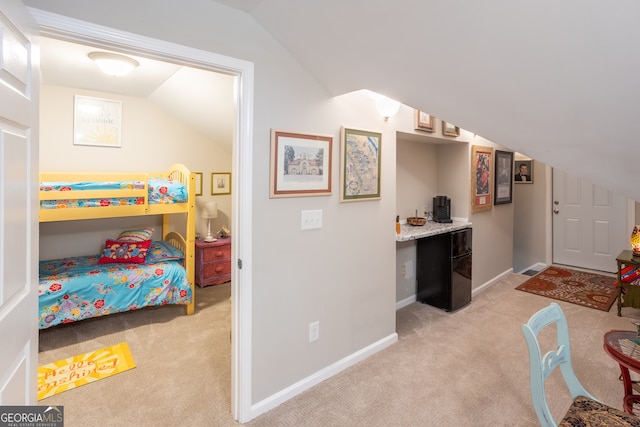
[301,209,322,230]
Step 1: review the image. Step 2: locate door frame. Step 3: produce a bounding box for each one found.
[28,8,254,422]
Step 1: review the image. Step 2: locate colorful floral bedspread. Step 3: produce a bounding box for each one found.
[40,178,187,209]
[39,254,192,329]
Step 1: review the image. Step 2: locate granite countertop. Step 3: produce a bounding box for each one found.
[396,220,472,242]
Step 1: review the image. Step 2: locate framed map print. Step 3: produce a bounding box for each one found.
[340,127,382,202]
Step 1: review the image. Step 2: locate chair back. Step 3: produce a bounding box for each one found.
[521,302,596,427]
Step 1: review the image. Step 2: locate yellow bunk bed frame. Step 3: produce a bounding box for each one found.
[39,163,196,315]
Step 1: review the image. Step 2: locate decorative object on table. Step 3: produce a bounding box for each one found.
[211,172,231,195]
[37,342,136,400]
[631,225,640,256]
[470,145,493,213]
[514,157,533,184]
[396,215,401,234]
[217,224,230,238]
[407,209,426,226]
[515,266,617,312]
[414,110,435,132]
[340,126,382,202]
[494,150,513,205]
[200,200,218,242]
[270,129,333,198]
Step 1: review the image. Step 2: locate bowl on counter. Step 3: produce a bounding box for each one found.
[407,217,427,226]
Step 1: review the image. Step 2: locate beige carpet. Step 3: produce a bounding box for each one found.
[38,274,640,426]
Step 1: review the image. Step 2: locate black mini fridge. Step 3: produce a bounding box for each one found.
[416,228,472,311]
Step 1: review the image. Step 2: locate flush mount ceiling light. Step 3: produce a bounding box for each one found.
[88,52,139,77]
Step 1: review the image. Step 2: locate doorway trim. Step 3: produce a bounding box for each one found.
[28,8,254,423]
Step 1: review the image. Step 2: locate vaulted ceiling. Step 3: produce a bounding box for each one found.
[211,0,640,201]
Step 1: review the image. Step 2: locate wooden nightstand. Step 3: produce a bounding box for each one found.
[195,237,231,287]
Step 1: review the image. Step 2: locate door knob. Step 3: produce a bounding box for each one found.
[554,200,559,205]
[553,209,559,214]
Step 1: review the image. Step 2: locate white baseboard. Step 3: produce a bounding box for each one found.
[250,332,398,420]
[396,294,416,310]
[472,268,513,296]
[395,267,514,307]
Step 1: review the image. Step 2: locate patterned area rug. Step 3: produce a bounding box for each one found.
[516,266,617,311]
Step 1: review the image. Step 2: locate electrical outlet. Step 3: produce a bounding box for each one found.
[401,264,406,278]
[309,321,319,342]
[423,206,429,217]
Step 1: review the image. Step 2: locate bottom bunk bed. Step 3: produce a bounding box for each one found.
[39,231,193,329]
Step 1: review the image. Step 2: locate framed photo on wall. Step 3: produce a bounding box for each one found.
[471,145,493,212]
[73,95,122,147]
[211,172,231,195]
[414,110,435,132]
[270,129,333,198]
[442,121,460,137]
[514,158,533,184]
[494,150,513,205]
[340,126,382,202]
[194,172,203,196]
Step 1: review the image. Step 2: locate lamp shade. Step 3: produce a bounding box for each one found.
[202,201,218,219]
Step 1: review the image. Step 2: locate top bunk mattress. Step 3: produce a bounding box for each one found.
[40,177,188,209]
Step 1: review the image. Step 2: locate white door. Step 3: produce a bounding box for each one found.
[552,169,628,273]
[0,1,39,405]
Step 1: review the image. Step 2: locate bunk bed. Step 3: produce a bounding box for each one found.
[38,163,196,329]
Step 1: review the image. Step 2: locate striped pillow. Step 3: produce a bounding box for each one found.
[117,227,154,242]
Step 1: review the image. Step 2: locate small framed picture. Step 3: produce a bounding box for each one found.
[270,129,333,198]
[494,150,513,205]
[414,110,435,132]
[211,172,231,195]
[442,122,460,137]
[194,172,203,196]
[514,159,533,184]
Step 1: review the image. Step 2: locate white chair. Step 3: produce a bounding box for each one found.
[522,302,640,426]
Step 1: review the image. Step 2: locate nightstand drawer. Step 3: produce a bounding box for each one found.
[202,260,232,277]
[202,245,231,262]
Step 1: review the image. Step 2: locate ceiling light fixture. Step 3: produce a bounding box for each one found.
[88,52,139,77]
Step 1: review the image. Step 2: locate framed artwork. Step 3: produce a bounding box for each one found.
[414,110,435,132]
[211,172,231,195]
[270,129,333,198]
[340,126,382,202]
[514,159,533,184]
[194,172,203,196]
[73,95,122,147]
[494,150,513,205]
[442,122,460,137]
[471,145,493,212]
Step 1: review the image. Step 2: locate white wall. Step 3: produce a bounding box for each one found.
[39,84,232,258]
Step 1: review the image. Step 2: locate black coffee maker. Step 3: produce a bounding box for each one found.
[433,196,452,223]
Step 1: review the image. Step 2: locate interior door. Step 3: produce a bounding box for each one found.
[0,1,39,405]
[552,169,628,273]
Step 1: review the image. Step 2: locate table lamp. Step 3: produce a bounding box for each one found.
[201,201,218,242]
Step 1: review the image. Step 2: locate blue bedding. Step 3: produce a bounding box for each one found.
[39,253,192,329]
[40,178,188,210]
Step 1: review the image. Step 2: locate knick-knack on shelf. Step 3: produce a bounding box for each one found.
[631,225,640,257]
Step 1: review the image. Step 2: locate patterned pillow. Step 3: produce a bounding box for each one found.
[98,239,152,264]
[117,227,154,242]
[146,241,184,264]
